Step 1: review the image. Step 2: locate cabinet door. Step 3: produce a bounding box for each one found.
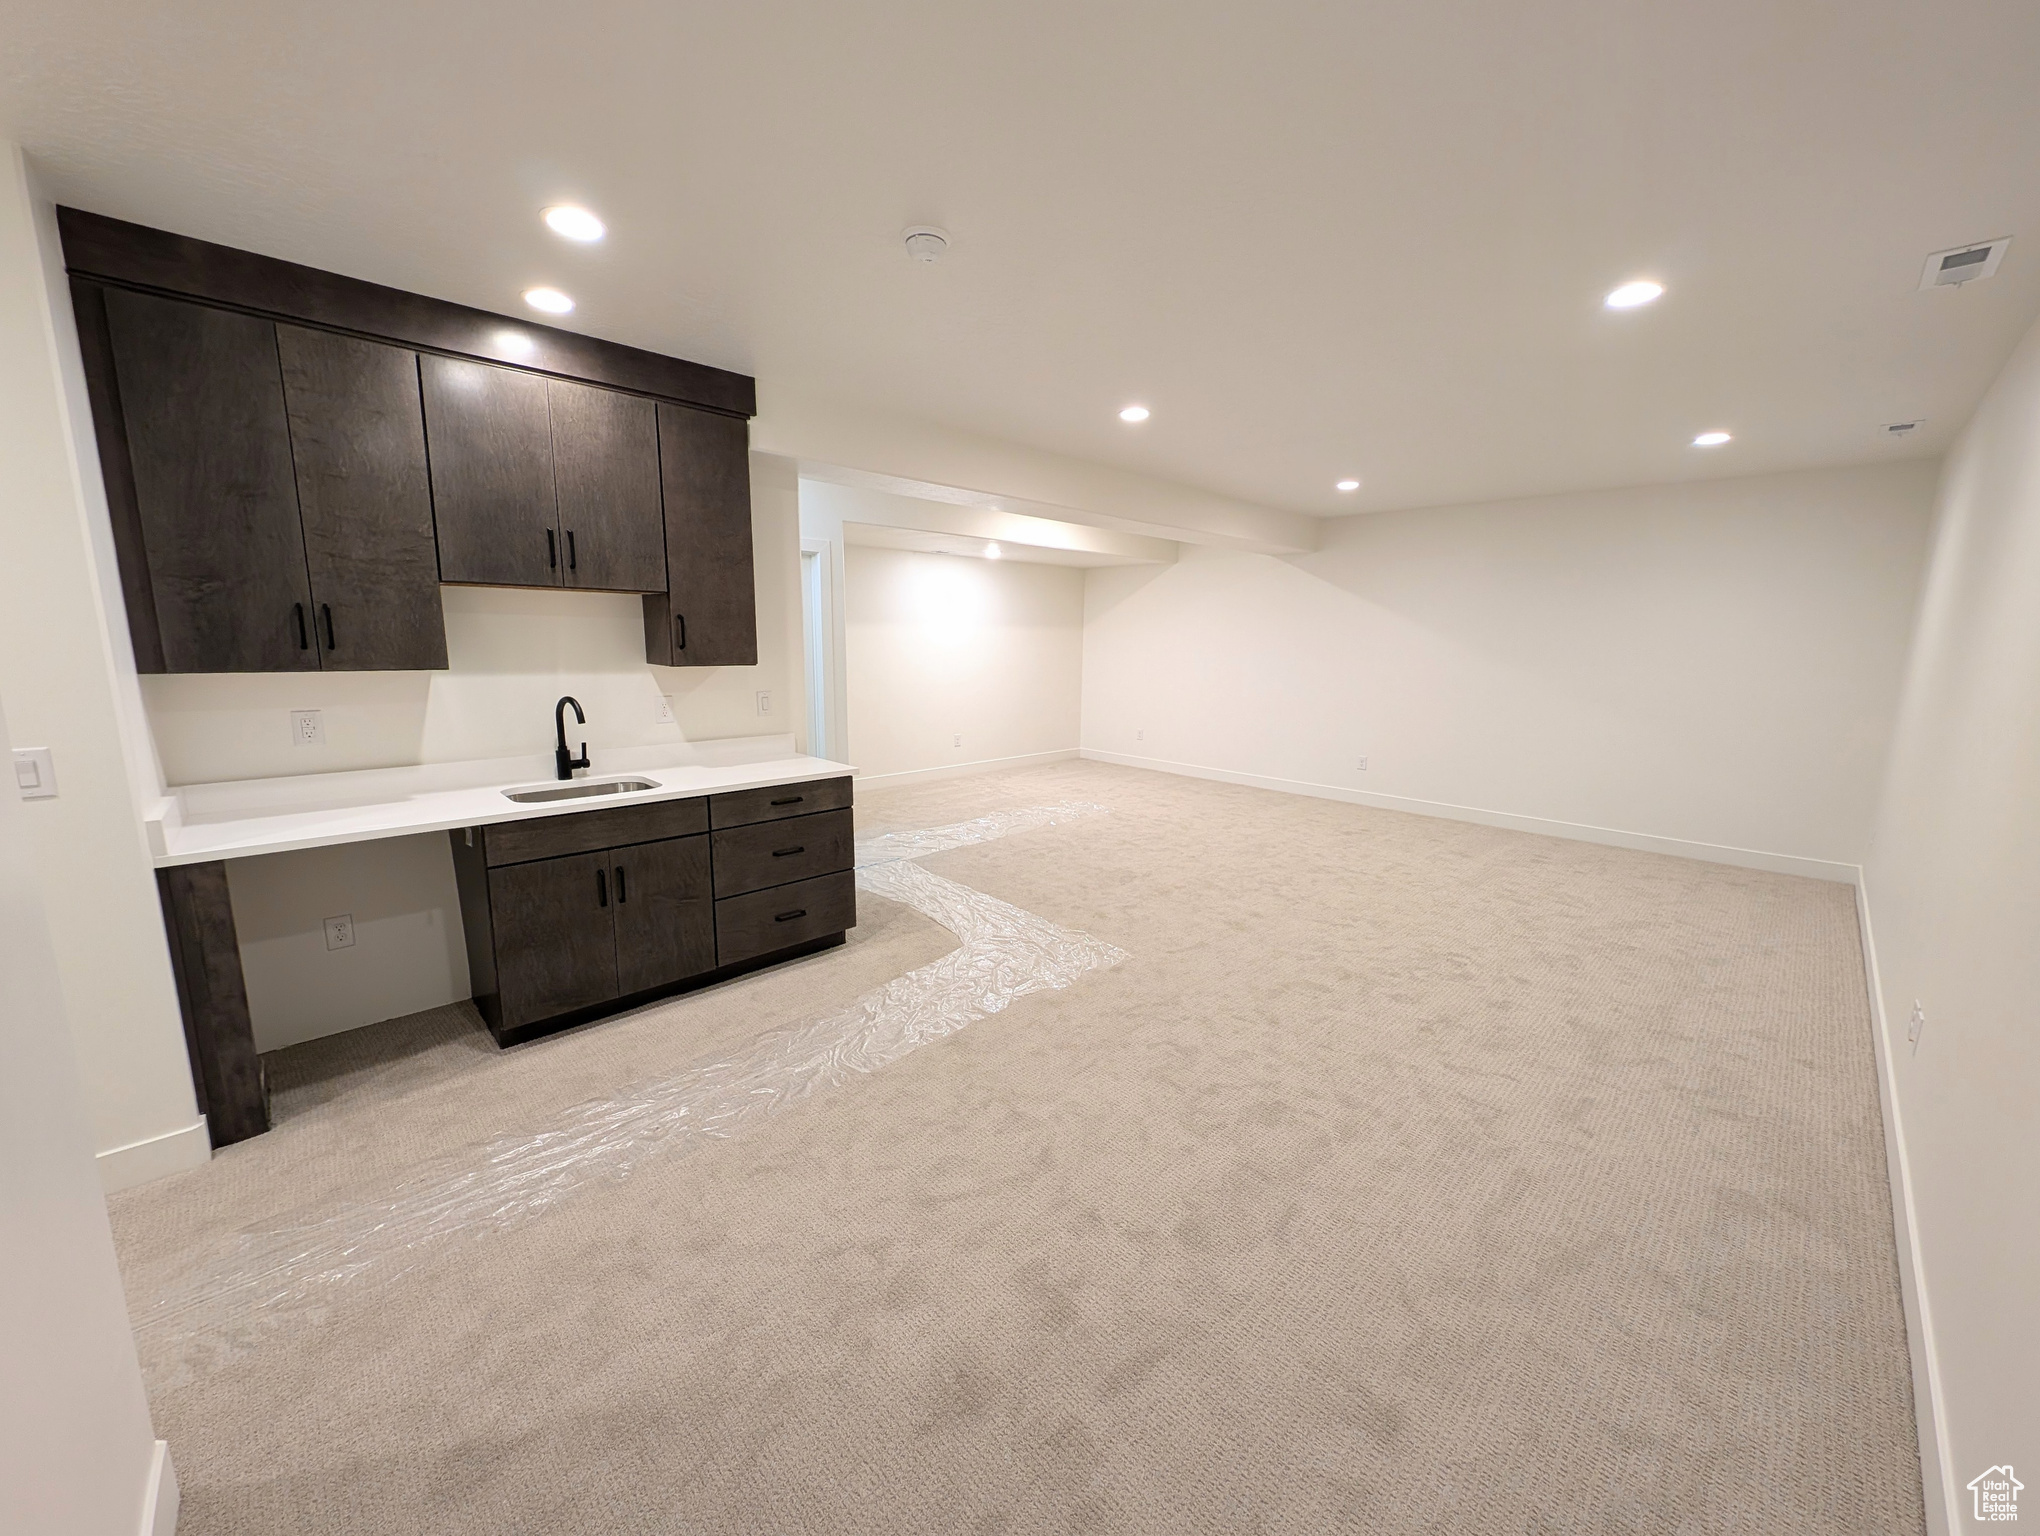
[420,355,559,587]
[549,379,666,593]
[488,850,618,1027]
[276,327,447,670]
[643,403,755,666]
[611,835,716,995]
[102,288,316,673]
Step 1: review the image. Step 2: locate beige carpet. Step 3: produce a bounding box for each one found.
[107,761,1924,1534]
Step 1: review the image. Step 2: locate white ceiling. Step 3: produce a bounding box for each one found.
[841,523,1145,569]
[5,1,2038,516]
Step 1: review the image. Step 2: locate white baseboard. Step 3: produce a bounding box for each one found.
[97,1116,209,1194]
[1078,749,1858,883]
[140,1440,178,1535]
[856,748,1080,791]
[1852,876,1956,1536]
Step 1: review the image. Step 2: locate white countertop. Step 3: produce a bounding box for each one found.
[147,735,856,867]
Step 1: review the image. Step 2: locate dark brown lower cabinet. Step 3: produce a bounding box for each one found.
[488,849,621,1027]
[453,780,856,1046]
[613,835,716,994]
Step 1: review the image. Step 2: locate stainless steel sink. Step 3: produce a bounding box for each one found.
[503,778,659,804]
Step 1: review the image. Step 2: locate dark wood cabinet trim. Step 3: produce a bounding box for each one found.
[68,277,166,672]
[59,207,755,419]
[155,863,269,1147]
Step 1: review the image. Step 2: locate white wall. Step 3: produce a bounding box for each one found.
[843,543,1084,786]
[0,146,204,1189]
[1084,461,1937,872]
[1860,313,2040,1532]
[0,698,176,1536]
[162,454,804,1052]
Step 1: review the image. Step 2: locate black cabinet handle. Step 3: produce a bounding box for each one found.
[548,529,557,569]
[770,796,803,806]
[567,531,577,571]
[772,846,805,858]
[614,864,626,903]
[293,603,308,650]
[674,613,686,651]
[774,909,807,923]
[596,867,608,908]
[321,603,336,651]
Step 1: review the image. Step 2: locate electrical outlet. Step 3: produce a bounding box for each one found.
[323,914,356,951]
[1908,1000,1925,1052]
[953,734,963,748]
[291,709,325,746]
[655,694,675,725]
[11,747,55,800]
[1137,729,1145,742]
[756,690,772,716]
[1357,757,1369,772]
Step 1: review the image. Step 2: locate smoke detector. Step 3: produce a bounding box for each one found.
[903,226,949,263]
[1919,237,2010,290]
[1880,419,1927,441]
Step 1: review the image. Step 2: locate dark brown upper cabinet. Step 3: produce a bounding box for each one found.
[419,356,560,588]
[63,211,759,675]
[87,286,450,675]
[643,403,756,667]
[276,327,447,671]
[99,286,317,673]
[548,378,667,594]
[421,359,668,595]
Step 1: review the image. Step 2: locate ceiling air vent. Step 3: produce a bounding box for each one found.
[1880,420,1927,440]
[1919,237,2010,290]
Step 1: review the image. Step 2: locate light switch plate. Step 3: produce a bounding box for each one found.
[12,747,56,799]
[756,690,772,716]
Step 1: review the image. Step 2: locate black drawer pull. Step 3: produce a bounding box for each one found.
[770,795,803,806]
[596,867,608,908]
[548,528,557,569]
[774,909,807,923]
[772,846,805,858]
[293,603,308,650]
[321,603,336,651]
[567,530,577,571]
[614,864,626,903]
[674,613,686,650]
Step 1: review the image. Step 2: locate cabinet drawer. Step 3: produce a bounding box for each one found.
[709,776,852,830]
[712,808,854,899]
[483,797,708,866]
[715,870,857,968]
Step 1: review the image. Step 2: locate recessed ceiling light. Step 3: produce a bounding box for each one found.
[1119,404,1150,423]
[903,226,949,262]
[1605,280,1665,310]
[542,205,606,242]
[984,542,1002,560]
[1692,430,1732,447]
[1335,479,1361,492]
[523,286,575,314]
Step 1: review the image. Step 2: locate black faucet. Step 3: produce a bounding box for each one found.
[554,696,590,781]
